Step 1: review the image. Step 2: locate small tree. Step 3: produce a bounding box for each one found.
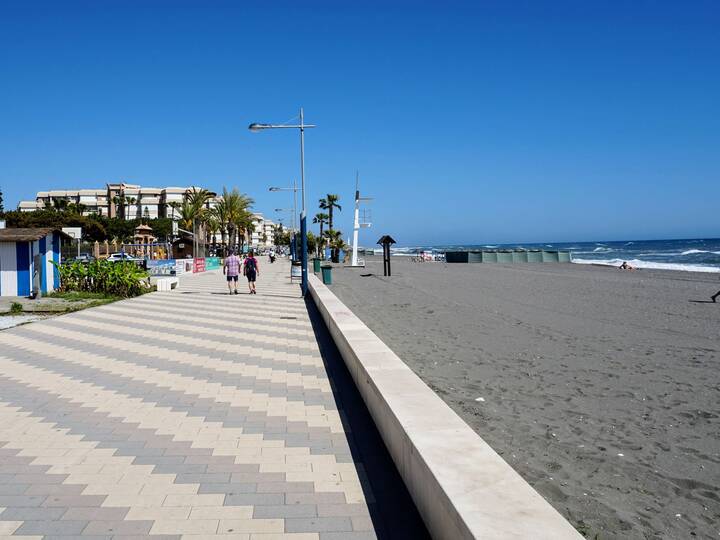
[0,187,4,215]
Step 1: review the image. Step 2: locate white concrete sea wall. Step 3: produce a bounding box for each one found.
[308,272,583,540]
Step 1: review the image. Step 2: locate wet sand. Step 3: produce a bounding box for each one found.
[328,259,720,539]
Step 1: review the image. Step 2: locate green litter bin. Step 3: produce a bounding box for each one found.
[312,258,321,273]
[321,265,332,285]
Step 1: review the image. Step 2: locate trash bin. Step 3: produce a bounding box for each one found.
[321,265,332,285]
[312,258,321,273]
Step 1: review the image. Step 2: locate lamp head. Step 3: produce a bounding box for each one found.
[248,123,269,132]
[269,187,280,192]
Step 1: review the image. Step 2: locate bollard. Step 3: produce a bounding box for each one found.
[321,265,332,285]
[312,258,321,273]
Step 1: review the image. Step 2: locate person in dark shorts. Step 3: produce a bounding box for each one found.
[223,250,241,294]
[243,250,260,294]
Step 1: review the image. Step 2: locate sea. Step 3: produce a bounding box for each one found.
[381,238,720,273]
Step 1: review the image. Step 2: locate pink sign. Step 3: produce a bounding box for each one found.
[193,258,205,273]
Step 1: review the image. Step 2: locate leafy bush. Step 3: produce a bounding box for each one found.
[54,260,150,298]
[10,302,23,314]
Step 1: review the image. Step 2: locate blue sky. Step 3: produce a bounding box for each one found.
[1,1,718,245]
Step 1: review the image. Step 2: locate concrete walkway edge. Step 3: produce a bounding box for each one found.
[308,272,583,540]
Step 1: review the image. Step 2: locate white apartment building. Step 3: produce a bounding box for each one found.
[247,214,276,248]
[18,183,219,220]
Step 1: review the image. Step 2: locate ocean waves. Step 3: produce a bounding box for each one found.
[378,238,720,273]
[571,258,720,273]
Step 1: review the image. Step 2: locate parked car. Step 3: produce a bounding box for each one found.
[106,253,145,267]
[70,254,96,264]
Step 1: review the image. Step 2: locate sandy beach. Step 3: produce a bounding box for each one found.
[328,259,720,539]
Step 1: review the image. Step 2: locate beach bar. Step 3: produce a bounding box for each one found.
[0,227,65,297]
[446,248,571,263]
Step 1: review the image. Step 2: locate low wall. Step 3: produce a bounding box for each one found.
[445,249,571,263]
[308,273,582,540]
[147,257,222,276]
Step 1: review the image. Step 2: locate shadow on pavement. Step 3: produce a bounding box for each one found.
[305,298,430,540]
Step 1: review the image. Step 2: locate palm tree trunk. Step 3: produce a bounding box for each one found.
[319,223,324,257]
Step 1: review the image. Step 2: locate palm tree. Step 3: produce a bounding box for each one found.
[52,198,69,212]
[176,199,200,232]
[124,196,137,219]
[203,215,219,252]
[210,200,229,255]
[185,187,212,210]
[218,187,254,253]
[324,229,345,263]
[167,201,181,221]
[67,202,87,215]
[319,194,341,232]
[313,213,329,256]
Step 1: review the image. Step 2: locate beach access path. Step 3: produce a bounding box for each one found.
[0,260,427,539]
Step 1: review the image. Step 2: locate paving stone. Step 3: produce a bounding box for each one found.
[0,507,67,520]
[320,532,378,540]
[285,517,353,533]
[224,493,285,506]
[62,507,129,520]
[83,520,154,535]
[285,493,347,505]
[317,503,370,517]
[15,520,89,535]
[42,495,106,507]
[253,504,318,518]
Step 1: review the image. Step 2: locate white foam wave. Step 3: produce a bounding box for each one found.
[593,247,614,252]
[680,249,720,256]
[572,257,720,273]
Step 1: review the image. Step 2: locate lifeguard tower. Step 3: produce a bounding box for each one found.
[349,172,373,267]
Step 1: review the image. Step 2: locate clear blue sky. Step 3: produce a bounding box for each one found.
[1,1,718,245]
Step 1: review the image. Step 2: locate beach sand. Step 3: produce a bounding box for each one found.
[328,259,720,539]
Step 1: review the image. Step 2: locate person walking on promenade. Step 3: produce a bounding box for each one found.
[223,250,241,295]
[243,249,260,294]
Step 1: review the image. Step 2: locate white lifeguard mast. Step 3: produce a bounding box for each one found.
[349,172,373,267]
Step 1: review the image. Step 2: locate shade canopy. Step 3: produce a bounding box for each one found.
[377,235,396,245]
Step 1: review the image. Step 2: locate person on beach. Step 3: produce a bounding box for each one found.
[619,261,636,271]
[223,250,241,294]
[243,249,260,294]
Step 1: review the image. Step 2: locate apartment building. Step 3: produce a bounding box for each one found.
[18,183,219,220]
[247,214,276,248]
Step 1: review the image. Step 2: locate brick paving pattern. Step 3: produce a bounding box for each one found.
[0,261,427,539]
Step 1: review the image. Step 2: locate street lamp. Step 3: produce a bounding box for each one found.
[249,108,316,296]
[274,208,294,228]
[268,181,298,231]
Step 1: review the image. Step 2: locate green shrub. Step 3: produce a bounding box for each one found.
[10,302,23,314]
[54,260,150,298]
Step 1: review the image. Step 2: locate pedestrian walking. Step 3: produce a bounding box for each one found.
[223,250,241,295]
[243,249,260,294]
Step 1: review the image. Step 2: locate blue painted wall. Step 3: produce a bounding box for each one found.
[52,232,60,289]
[39,236,47,293]
[15,242,30,297]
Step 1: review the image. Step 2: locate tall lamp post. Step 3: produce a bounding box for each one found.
[249,109,316,296]
[269,180,298,232]
[274,208,296,260]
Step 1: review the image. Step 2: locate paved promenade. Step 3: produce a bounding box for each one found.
[0,261,427,539]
